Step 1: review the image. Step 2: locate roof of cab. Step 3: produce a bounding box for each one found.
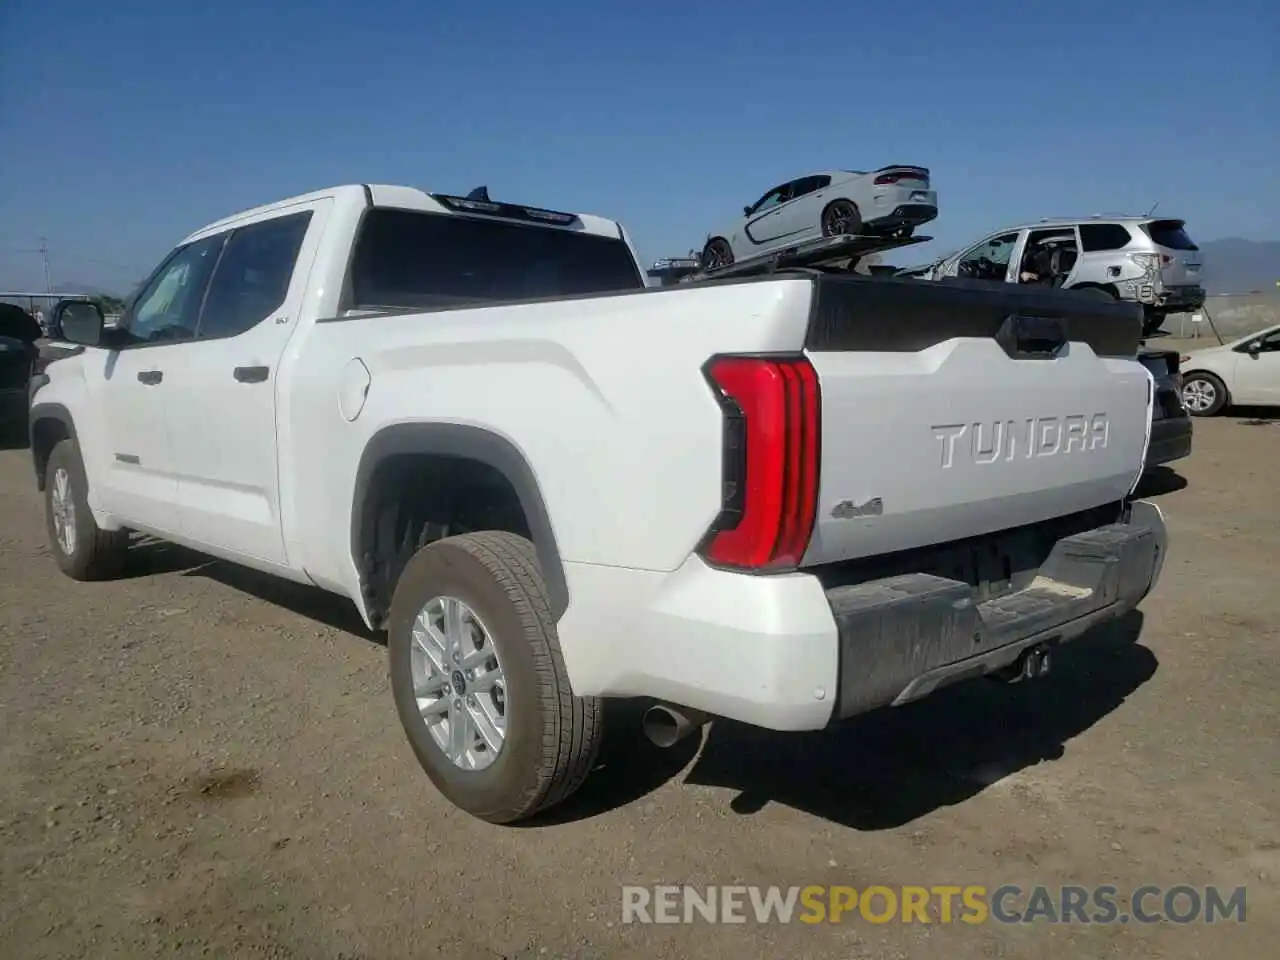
[182,183,623,244]
[1004,214,1184,232]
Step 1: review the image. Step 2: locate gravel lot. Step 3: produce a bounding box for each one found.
[1,417,1277,959]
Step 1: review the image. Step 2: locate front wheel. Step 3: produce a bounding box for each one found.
[387,531,603,824]
[1181,372,1228,417]
[44,438,129,581]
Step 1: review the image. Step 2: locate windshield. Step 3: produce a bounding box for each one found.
[348,208,643,310]
[1141,219,1199,252]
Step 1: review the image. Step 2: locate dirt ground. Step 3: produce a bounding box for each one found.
[1,416,1277,960]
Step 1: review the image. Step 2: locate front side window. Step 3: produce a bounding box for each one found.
[198,212,312,340]
[127,235,226,343]
[347,208,643,310]
[960,232,1019,268]
[1256,329,1280,353]
[748,185,790,215]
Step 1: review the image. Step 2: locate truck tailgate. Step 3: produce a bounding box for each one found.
[801,278,1150,566]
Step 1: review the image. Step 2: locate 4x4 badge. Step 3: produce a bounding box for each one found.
[832,497,883,519]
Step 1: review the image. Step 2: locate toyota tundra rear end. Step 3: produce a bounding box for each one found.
[556,272,1167,739]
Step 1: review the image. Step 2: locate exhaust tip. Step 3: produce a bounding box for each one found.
[641,704,709,748]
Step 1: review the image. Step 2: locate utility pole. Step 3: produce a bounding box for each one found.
[39,236,52,295]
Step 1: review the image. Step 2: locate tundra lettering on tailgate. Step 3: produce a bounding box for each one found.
[932,415,1110,468]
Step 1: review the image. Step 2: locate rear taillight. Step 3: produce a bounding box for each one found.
[873,167,929,185]
[698,355,820,571]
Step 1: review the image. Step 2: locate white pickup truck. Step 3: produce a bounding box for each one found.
[33,184,1167,824]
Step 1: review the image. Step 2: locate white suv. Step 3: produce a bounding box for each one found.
[899,216,1206,337]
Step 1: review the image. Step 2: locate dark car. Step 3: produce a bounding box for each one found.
[1140,348,1192,468]
[0,303,44,441]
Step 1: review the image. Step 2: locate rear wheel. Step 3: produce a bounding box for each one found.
[701,238,734,270]
[387,531,603,824]
[1181,371,1228,417]
[44,438,129,580]
[1141,307,1168,339]
[1072,285,1117,300]
[821,200,862,238]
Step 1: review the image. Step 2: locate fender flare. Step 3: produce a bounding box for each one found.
[28,401,77,491]
[351,422,569,620]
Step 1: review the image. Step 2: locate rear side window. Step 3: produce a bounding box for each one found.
[348,209,643,310]
[1141,219,1199,251]
[198,212,313,340]
[791,175,831,197]
[1078,223,1133,252]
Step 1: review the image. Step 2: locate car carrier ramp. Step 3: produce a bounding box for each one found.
[646,233,931,285]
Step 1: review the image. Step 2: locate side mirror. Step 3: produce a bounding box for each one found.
[743,205,752,216]
[52,299,105,347]
[1247,340,1263,356]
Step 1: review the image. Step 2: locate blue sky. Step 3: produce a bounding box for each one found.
[1,0,1276,294]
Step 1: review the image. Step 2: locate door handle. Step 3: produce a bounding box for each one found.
[137,370,163,385]
[233,365,270,383]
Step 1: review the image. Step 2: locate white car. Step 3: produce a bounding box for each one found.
[1179,323,1280,416]
[701,167,938,269]
[34,183,1164,824]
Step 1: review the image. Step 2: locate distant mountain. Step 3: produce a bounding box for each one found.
[1198,238,1280,295]
[54,280,127,297]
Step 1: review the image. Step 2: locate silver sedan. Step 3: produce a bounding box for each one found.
[701,167,938,269]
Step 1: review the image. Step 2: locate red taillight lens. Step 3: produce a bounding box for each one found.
[699,355,820,571]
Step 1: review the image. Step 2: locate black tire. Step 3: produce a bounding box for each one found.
[701,237,734,270]
[387,531,602,824]
[1180,371,1229,417]
[1141,307,1168,339]
[0,417,29,449]
[1072,285,1116,300]
[43,438,129,580]
[821,199,862,238]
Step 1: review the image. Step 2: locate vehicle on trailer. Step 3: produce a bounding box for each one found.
[1178,323,1280,416]
[895,215,1206,338]
[700,166,937,270]
[34,182,1165,825]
